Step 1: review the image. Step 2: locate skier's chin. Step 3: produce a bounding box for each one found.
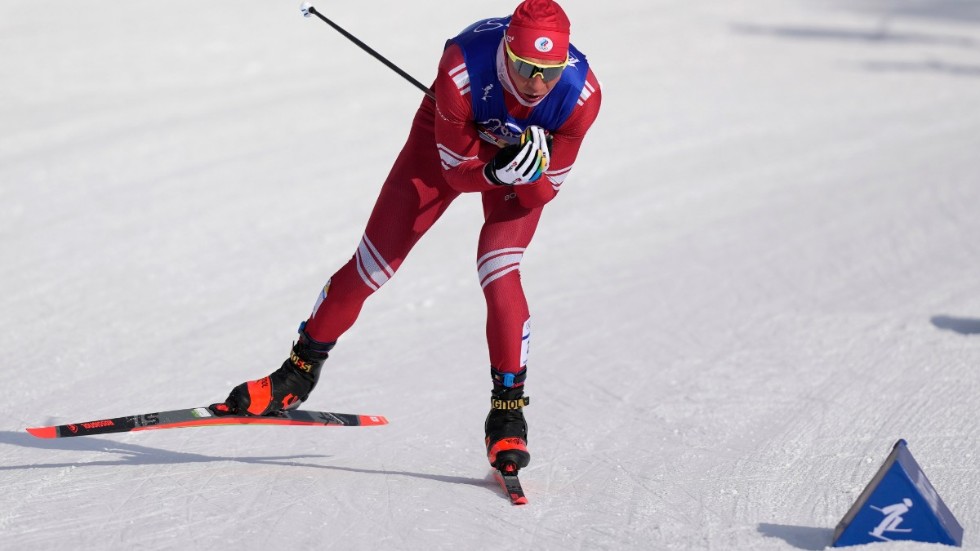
[517,90,547,103]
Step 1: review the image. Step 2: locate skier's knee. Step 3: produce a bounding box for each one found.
[355,234,396,291]
[477,247,525,288]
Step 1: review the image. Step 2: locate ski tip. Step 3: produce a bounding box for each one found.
[358,415,389,426]
[26,426,57,439]
[511,494,529,505]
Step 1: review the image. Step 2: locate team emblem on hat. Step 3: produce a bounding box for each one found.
[534,37,554,53]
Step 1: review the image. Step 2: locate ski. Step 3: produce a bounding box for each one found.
[26,406,388,439]
[493,466,529,505]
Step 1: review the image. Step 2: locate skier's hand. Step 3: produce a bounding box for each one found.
[484,126,551,186]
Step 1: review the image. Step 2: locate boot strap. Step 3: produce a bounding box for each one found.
[490,396,530,410]
[289,349,322,374]
[491,367,527,388]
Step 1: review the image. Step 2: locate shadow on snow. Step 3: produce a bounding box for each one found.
[731,13,980,79]
[732,22,979,50]
[758,523,834,550]
[0,430,496,493]
[931,315,980,335]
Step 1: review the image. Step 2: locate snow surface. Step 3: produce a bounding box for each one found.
[2,0,979,549]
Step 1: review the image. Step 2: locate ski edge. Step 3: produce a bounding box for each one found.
[125,414,391,432]
[26,408,388,439]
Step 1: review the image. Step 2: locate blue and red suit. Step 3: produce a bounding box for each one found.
[302,17,602,377]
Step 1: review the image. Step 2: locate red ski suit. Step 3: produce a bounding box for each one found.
[303,41,602,375]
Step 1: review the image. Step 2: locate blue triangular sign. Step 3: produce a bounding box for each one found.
[832,439,964,547]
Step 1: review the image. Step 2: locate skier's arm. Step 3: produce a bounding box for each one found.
[432,46,603,201]
[514,70,602,209]
[433,45,502,193]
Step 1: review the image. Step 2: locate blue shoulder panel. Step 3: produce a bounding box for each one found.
[447,17,590,145]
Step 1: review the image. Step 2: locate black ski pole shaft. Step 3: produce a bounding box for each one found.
[302,4,434,100]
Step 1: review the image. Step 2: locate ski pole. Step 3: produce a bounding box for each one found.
[300,2,435,101]
[299,2,508,148]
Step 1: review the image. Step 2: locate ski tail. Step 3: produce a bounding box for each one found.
[493,465,529,505]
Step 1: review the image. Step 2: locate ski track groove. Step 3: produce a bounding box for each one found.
[108,462,154,519]
[0,464,77,535]
[383,464,395,524]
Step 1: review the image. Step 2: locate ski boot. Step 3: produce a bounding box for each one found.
[485,367,530,473]
[213,327,335,416]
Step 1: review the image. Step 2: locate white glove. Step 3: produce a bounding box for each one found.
[484,126,551,186]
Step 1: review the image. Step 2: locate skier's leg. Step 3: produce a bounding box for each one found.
[477,189,544,470]
[303,116,460,342]
[220,123,458,416]
[478,189,543,376]
[302,163,459,343]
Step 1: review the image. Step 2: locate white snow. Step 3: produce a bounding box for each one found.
[2,0,979,549]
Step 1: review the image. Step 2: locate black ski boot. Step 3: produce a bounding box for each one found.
[485,368,530,472]
[215,329,335,416]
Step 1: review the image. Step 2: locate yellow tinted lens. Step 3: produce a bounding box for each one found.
[504,43,568,78]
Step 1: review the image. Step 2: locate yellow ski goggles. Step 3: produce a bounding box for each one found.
[505,43,568,82]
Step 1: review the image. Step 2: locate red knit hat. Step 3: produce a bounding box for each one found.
[505,0,571,63]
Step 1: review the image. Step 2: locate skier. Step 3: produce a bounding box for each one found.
[214,0,602,473]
